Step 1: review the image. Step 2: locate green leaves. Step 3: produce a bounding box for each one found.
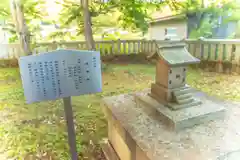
[108,0,164,33]
[0,8,10,18]
[0,0,46,43]
[117,0,150,33]
[59,0,83,26]
[172,0,240,38]
[23,0,46,20]
[57,0,163,37]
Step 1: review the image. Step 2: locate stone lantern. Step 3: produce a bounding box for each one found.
[101,41,230,160]
[149,42,202,110]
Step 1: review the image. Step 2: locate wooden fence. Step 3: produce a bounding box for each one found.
[34,40,147,56]
[1,39,240,73]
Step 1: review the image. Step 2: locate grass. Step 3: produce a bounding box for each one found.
[0,64,239,159]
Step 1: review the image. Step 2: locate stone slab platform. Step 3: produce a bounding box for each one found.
[102,90,240,160]
[136,89,225,130]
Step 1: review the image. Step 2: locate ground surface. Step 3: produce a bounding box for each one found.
[0,64,239,160]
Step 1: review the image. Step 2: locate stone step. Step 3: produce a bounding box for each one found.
[177,97,194,105]
[172,85,189,91]
[175,93,192,101]
[173,87,192,96]
[167,99,202,110]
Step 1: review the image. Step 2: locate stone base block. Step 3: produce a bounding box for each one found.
[136,90,225,130]
[102,90,240,160]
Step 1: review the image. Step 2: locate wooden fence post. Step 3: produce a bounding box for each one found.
[117,39,121,54]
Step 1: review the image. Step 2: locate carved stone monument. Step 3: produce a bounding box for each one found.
[150,42,202,110]
[101,42,240,160]
[137,42,226,130]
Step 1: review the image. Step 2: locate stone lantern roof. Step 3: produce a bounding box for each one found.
[150,42,200,66]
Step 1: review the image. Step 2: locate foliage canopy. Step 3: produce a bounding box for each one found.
[55,0,163,37]
[0,0,46,43]
[167,0,240,38]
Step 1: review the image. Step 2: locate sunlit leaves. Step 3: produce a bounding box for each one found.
[0,0,46,43]
[23,0,46,20]
[57,0,163,37]
[170,0,240,38]
[0,8,10,18]
[58,0,83,26]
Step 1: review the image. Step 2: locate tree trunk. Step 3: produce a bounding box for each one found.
[10,0,31,55]
[81,0,107,70]
[82,0,96,50]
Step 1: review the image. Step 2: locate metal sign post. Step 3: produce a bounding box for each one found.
[18,49,102,160]
[63,97,78,160]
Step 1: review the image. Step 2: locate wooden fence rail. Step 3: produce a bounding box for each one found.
[1,39,240,73]
[34,40,147,56]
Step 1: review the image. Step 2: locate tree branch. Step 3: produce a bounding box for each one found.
[90,4,119,17]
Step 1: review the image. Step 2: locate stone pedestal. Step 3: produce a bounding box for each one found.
[138,90,225,130]
[101,90,240,160]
